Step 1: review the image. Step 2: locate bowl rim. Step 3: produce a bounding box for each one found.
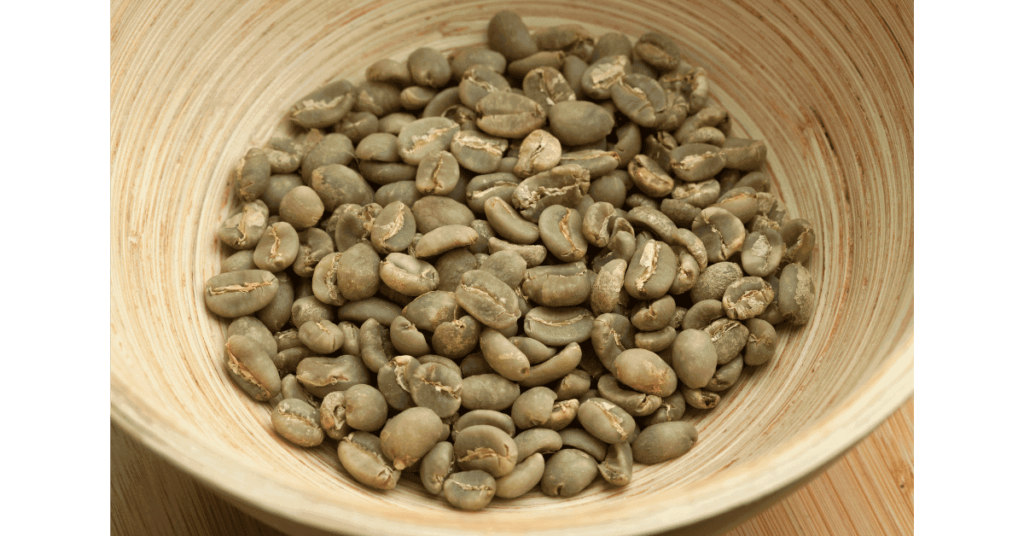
[110,333,912,535]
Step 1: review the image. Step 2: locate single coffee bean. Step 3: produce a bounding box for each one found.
[577,397,636,444]
[670,143,726,183]
[356,319,395,373]
[465,172,519,214]
[511,386,558,430]
[706,356,744,392]
[453,410,516,441]
[224,335,281,401]
[389,315,430,356]
[590,259,627,315]
[507,50,567,79]
[332,242,380,301]
[631,421,698,464]
[253,222,299,273]
[227,316,276,359]
[672,328,717,389]
[712,186,759,223]
[672,178,720,208]
[278,186,324,230]
[377,355,417,411]
[407,46,451,88]
[705,318,750,364]
[513,428,563,464]
[408,361,464,418]
[380,407,446,470]
[591,313,636,369]
[353,81,402,117]
[495,452,545,499]
[547,100,615,146]
[674,104,729,143]
[221,250,258,273]
[626,154,674,197]
[679,126,726,146]
[511,164,591,222]
[459,64,511,109]
[355,132,400,163]
[205,270,279,318]
[301,134,355,184]
[597,374,663,417]
[741,229,784,278]
[443,470,497,511]
[744,318,777,366]
[455,270,522,331]
[395,117,461,165]
[780,218,816,266]
[631,295,676,331]
[264,127,303,175]
[330,204,372,254]
[271,398,324,447]
[623,240,677,300]
[722,276,775,320]
[541,449,599,497]
[559,428,609,462]
[524,306,595,346]
[484,195,540,244]
[581,55,631,100]
[414,225,479,258]
[233,147,270,202]
[509,336,557,365]
[558,149,620,178]
[521,262,591,307]
[298,320,345,354]
[218,200,270,250]
[450,130,508,174]
[487,11,538,61]
[338,297,403,326]
[420,441,456,495]
[681,386,720,410]
[692,207,746,263]
[379,253,439,296]
[475,92,547,139]
[257,272,293,332]
[290,296,332,330]
[598,441,633,486]
[778,262,816,325]
[402,290,459,331]
[460,373,521,411]
[414,150,460,196]
[478,250,528,289]
[690,263,742,304]
[634,326,677,353]
[291,79,355,128]
[612,348,678,397]
[295,354,370,398]
[720,137,768,170]
[478,328,532,382]
[537,205,588,262]
[411,195,475,233]
[520,342,582,388]
[369,201,417,255]
[450,46,507,79]
[432,315,483,359]
[660,198,702,229]
[311,252,345,306]
[319,391,352,440]
[522,66,576,113]
[401,85,437,110]
[634,31,682,71]
[453,425,518,478]
[334,111,379,144]
[539,399,579,431]
[338,431,401,490]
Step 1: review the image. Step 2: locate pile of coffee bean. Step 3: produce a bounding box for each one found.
[204,10,817,511]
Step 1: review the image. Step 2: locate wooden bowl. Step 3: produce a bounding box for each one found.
[110,1,913,534]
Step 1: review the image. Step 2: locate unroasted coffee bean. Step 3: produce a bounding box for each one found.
[414,225,479,258]
[475,92,547,139]
[542,449,598,497]
[547,100,615,146]
[591,313,635,369]
[431,315,482,359]
[524,307,594,346]
[590,259,627,315]
[225,335,281,401]
[377,355,417,411]
[672,328,718,389]
[780,218,816,266]
[692,207,746,263]
[598,441,633,486]
[420,441,456,495]
[495,452,545,499]
[412,195,475,233]
[722,276,775,320]
[380,253,439,296]
[291,79,355,128]
[390,315,430,356]
[296,354,370,398]
[487,10,538,61]
[279,186,324,230]
[577,397,636,444]
[522,66,576,112]
[521,262,591,307]
[205,270,279,318]
[559,428,608,462]
[460,373,521,411]
[257,272,293,332]
[612,348,677,397]
[338,431,401,490]
[478,250,528,290]
[456,270,521,331]
[537,205,588,262]
[227,316,276,359]
[624,240,677,300]
[507,50,566,79]
[778,263,816,325]
[444,470,497,511]
[741,229,784,278]
[581,55,631,100]
[453,410,516,442]
[720,137,768,170]
[485,196,539,244]
[234,148,271,202]
[634,326,677,352]
[221,250,257,273]
[272,398,324,448]
[631,295,676,331]
[407,361,463,418]
[706,356,743,392]
[450,130,508,174]
[415,150,460,196]
[479,328,531,382]
[353,81,402,117]
[744,318,777,366]
[407,47,451,88]
[298,320,345,354]
[691,262,744,303]
[380,407,446,470]
[670,143,726,183]
[520,342,582,388]
[403,290,459,331]
[253,222,299,273]
[712,186,759,223]
[643,389,686,427]
[453,425,517,478]
[705,318,750,364]
[338,297,402,326]
[681,386,719,410]
[219,200,270,250]
[319,391,352,440]
[631,421,697,464]
[290,295,332,329]
[511,164,591,222]
[672,178,720,208]
[597,374,662,417]
[311,253,345,306]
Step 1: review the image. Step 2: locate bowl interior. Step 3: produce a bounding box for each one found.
[110,1,913,534]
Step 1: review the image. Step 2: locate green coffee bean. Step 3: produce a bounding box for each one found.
[507,50,566,79]
[633,31,682,71]
[624,240,677,300]
[712,186,759,223]
[722,276,775,320]
[319,391,351,440]
[487,11,538,61]
[692,207,745,263]
[705,318,750,364]
[558,428,608,462]
[630,295,675,331]
[449,130,507,174]
[379,253,439,297]
[506,336,555,365]
[273,345,316,375]
[631,421,698,464]
[495,452,545,499]
[233,148,270,202]
[778,262,816,325]
[334,111,378,144]
[400,290,457,331]
[477,328,531,382]
[368,201,415,255]
[355,318,393,372]
[224,335,281,401]
[597,374,662,417]
[634,326,677,353]
[205,270,279,318]
[537,205,588,262]
[643,389,686,426]
[411,195,475,233]
[338,431,401,490]
[679,385,720,411]
[511,164,591,222]
[459,64,511,110]
[474,92,547,139]
[679,126,726,146]
[431,315,482,359]
[289,295,331,328]
[591,313,636,369]
[673,178,720,209]
[221,250,258,273]
[408,361,463,418]
[291,79,355,128]
[452,410,515,442]
[455,270,521,331]
[419,441,455,495]
[541,449,599,497]
[780,218,816,266]
[598,441,633,486]
[670,143,726,183]
[674,104,729,144]
[257,272,293,332]
[720,137,768,171]
[520,262,590,308]
[302,135,355,185]
[353,81,402,117]
[706,356,743,392]
[581,54,630,100]
[611,348,677,397]
[218,200,269,250]
[450,46,507,79]
[366,58,411,86]
[377,355,417,411]
[413,225,479,258]
[523,306,594,346]
[590,259,627,315]
[508,386,556,430]
[484,195,540,244]
[453,425,517,478]
[298,320,345,354]
[380,407,445,470]
[264,125,303,174]
[412,150,459,196]
[691,262,744,303]
[741,229,784,278]
[295,354,370,398]
[400,85,436,110]
[744,318,777,366]
[672,328,717,389]
[310,253,344,306]
[558,149,620,178]
[227,316,276,359]
[278,186,324,230]
[387,316,428,356]
[519,342,582,388]
[547,100,615,146]
[443,470,497,511]
[405,47,451,88]
[271,398,323,447]
[460,373,520,411]
[252,222,299,273]
[578,397,636,444]
[338,297,402,326]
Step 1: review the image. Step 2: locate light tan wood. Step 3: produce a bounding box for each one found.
[111,1,913,535]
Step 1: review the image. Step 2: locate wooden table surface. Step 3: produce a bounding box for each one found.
[111,398,913,536]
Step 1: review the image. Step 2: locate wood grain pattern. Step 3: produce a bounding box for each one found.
[111,0,912,534]
[111,399,912,535]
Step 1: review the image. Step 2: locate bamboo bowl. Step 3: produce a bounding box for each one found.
[110,1,913,534]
